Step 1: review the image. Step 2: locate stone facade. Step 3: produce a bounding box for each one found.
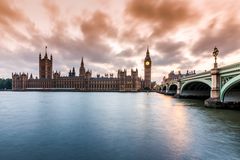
[12,47,143,92]
[161,70,196,84]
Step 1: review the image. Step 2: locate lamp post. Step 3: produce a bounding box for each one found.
[204,47,222,107]
[213,47,219,68]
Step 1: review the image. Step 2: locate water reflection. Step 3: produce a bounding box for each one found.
[0,92,239,160]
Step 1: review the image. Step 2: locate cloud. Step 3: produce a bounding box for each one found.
[125,0,199,37]
[0,0,31,43]
[44,10,118,65]
[192,17,240,56]
[0,0,26,23]
[153,40,186,66]
[80,11,118,41]
[0,0,42,77]
[116,47,146,58]
[0,47,38,76]
[42,0,60,19]
[117,48,135,57]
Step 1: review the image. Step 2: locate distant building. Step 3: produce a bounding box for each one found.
[12,46,152,92]
[161,70,196,84]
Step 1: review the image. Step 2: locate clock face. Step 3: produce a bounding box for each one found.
[145,61,150,66]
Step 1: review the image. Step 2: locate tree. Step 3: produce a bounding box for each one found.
[0,79,12,90]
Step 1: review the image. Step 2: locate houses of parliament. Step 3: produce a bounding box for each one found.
[12,46,152,91]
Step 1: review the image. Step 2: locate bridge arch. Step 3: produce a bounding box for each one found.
[159,86,164,92]
[159,86,162,92]
[220,74,240,102]
[162,85,167,93]
[180,80,211,98]
[167,84,178,95]
[169,84,177,90]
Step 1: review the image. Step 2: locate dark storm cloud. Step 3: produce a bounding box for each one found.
[192,17,240,56]
[125,0,199,37]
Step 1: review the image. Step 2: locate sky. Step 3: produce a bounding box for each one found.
[1,0,240,82]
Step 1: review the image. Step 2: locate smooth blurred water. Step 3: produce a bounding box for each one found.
[0,92,240,160]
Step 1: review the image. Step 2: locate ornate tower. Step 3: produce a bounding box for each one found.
[69,67,76,77]
[144,47,152,89]
[39,46,53,79]
[131,68,139,91]
[79,57,86,77]
[72,67,76,77]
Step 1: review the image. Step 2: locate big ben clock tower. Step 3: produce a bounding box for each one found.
[144,47,152,89]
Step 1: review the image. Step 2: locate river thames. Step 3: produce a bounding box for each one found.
[0,92,240,160]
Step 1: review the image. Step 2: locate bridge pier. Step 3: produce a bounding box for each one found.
[174,80,181,98]
[204,48,224,108]
[165,85,169,94]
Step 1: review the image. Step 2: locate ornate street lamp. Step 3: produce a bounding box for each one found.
[213,47,219,68]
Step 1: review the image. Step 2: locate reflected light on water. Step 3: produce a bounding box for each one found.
[156,95,193,156]
[0,92,240,160]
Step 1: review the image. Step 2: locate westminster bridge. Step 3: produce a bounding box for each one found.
[158,47,240,108]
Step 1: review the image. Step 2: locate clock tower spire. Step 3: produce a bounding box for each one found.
[144,46,152,90]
